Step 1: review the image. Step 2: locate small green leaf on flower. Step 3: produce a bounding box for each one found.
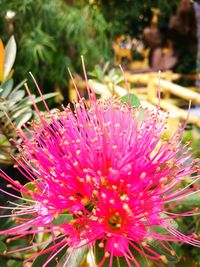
[53,214,73,225]
[21,180,40,203]
[119,93,141,108]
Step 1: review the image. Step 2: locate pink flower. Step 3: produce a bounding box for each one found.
[0,73,200,266]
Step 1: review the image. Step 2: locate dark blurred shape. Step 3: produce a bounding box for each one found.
[143,8,178,71]
[169,0,197,74]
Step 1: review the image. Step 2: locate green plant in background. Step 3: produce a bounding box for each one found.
[0,0,112,97]
[88,62,130,100]
[89,62,123,85]
[183,126,200,158]
[93,0,179,38]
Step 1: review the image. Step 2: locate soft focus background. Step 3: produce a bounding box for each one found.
[0,0,200,266]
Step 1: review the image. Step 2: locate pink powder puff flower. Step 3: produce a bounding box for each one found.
[0,65,200,266]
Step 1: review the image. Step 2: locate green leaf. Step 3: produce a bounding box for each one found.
[149,240,179,264]
[7,259,22,267]
[181,194,200,207]
[119,93,145,126]
[34,92,59,103]
[0,79,14,98]
[58,241,87,267]
[8,90,25,102]
[10,96,32,111]
[153,214,178,238]
[119,93,141,108]
[0,134,10,146]
[103,61,110,73]
[53,214,73,225]
[15,111,32,128]
[11,107,31,119]
[21,180,39,202]
[3,36,16,81]
[0,241,7,252]
[135,254,149,267]
[160,213,178,229]
[0,211,17,232]
[32,237,68,267]
[12,79,26,93]
[0,256,7,267]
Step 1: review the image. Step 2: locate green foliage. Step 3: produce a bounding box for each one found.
[0,36,57,165]
[32,238,68,267]
[0,207,29,267]
[119,93,141,108]
[182,128,200,158]
[0,77,57,164]
[0,241,7,252]
[58,244,87,267]
[0,0,112,94]
[94,0,179,37]
[89,62,123,85]
[181,194,200,206]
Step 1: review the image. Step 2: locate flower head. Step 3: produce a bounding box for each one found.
[0,71,200,266]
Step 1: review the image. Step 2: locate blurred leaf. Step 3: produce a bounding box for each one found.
[0,241,7,251]
[12,79,26,93]
[0,214,16,232]
[58,242,87,267]
[32,237,68,267]
[34,92,58,103]
[160,213,178,229]
[11,107,31,119]
[94,65,104,81]
[5,236,30,253]
[21,180,38,202]
[53,214,73,225]
[0,134,10,146]
[119,93,146,126]
[8,90,25,102]
[11,96,33,111]
[0,256,7,267]
[7,259,22,267]
[119,93,141,108]
[103,61,110,73]
[0,79,14,98]
[149,240,179,264]
[3,36,16,81]
[181,194,200,207]
[15,111,32,128]
[0,39,4,83]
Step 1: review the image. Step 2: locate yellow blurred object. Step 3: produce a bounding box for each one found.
[151,8,160,27]
[0,39,5,83]
[54,85,64,104]
[129,49,149,69]
[112,35,132,65]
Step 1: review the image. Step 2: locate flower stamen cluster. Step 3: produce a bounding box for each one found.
[0,87,200,266]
